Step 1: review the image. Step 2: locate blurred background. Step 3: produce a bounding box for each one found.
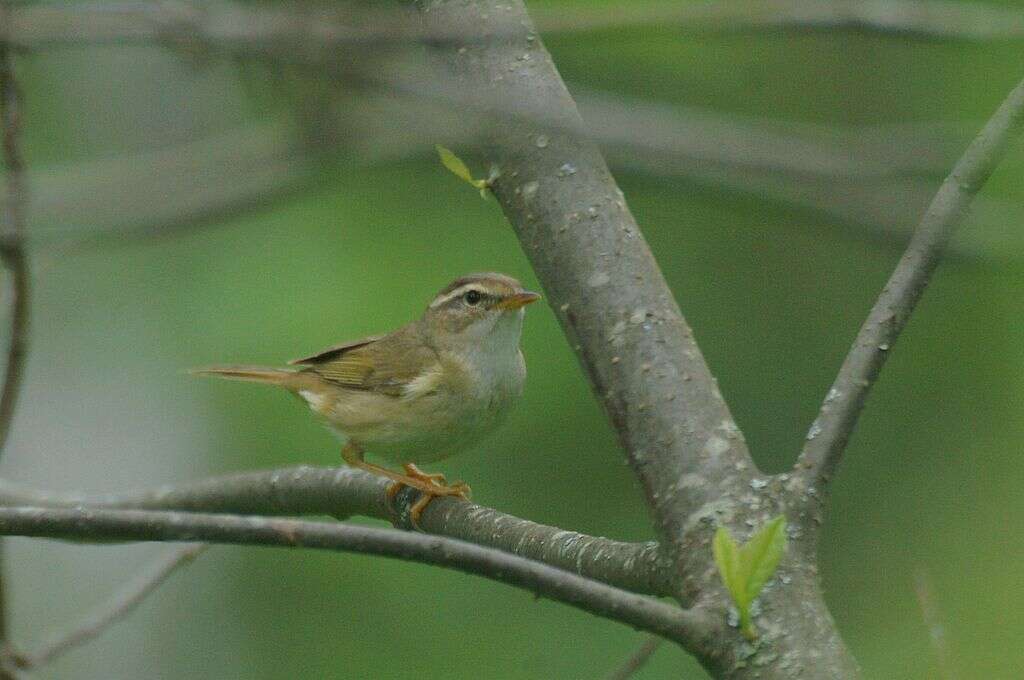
[2,0,1024,677]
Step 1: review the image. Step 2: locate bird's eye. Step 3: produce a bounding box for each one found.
[463,290,483,305]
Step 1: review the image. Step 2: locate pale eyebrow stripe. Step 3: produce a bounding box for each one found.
[429,284,480,309]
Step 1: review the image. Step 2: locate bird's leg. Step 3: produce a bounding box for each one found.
[341,444,470,526]
[341,442,439,494]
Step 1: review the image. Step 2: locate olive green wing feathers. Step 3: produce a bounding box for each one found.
[287,335,383,366]
[289,327,437,397]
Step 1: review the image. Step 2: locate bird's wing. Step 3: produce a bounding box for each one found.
[297,326,438,397]
[287,335,384,366]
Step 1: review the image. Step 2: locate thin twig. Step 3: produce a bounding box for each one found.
[606,636,664,680]
[18,544,207,669]
[0,34,30,676]
[0,466,673,597]
[0,506,722,667]
[794,76,1024,506]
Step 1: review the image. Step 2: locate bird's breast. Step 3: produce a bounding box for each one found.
[424,349,525,438]
[454,348,526,407]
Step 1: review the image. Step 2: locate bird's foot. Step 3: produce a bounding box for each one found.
[385,464,471,528]
[402,463,449,486]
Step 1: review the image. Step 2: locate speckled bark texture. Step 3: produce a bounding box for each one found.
[0,467,672,597]
[417,0,860,676]
[420,0,753,582]
[0,506,718,651]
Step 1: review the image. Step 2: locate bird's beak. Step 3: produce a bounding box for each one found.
[494,291,542,310]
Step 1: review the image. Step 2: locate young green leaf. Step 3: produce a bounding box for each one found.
[739,515,787,606]
[712,526,741,602]
[436,144,490,197]
[437,144,474,183]
[712,515,788,640]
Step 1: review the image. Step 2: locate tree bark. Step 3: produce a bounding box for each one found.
[416,1,859,677]
[0,467,672,597]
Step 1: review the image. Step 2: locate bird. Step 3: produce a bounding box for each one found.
[192,272,541,524]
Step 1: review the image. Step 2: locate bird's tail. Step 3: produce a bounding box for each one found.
[190,365,298,387]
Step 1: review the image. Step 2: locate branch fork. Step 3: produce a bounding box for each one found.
[0,1,1021,678]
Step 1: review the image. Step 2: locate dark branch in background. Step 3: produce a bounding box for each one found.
[793,77,1024,513]
[0,37,28,462]
[5,0,1024,48]
[0,36,29,678]
[9,4,1023,260]
[10,121,311,248]
[16,545,207,670]
[534,0,1024,40]
[0,466,673,597]
[372,66,1024,264]
[0,506,722,661]
[377,67,1024,258]
[22,89,1016,261]
[606,636,663,680]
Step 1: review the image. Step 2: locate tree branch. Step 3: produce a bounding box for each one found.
[0,33,29,677]
[535,0,1024,40]
[2,120,310,248]
[793,76,1024,509]
[413,4,866,677]
[18,82,988,256]
[418,0,756,597]
[17,544,207,670]
[0,466,673,597]
[0,25,28,468]
[0,506,722,668]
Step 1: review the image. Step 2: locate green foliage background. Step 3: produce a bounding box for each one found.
[7,1,1024,678]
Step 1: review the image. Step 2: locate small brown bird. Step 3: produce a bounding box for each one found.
[193,273,541,523]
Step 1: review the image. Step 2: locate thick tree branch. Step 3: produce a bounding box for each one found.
[414,4,865,677]
[418,0,755,595]
[0,466,673,597]
[794,77,1024,508]
[0,506,722,667]
[17,544,207,669]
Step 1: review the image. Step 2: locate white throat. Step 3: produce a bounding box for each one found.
[454,309,525,395]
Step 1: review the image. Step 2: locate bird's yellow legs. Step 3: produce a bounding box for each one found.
[341,443,471,526]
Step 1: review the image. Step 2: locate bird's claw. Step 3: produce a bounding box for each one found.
[385,465,472,528]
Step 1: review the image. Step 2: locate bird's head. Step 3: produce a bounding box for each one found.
[423,272,541,354]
